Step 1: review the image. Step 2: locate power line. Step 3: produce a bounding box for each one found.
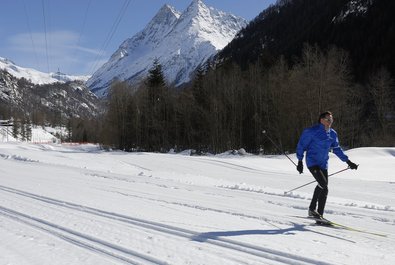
[70,0,92,73]
[89,0,133,75]
[89,0,132,75]
[41,0,50,73]
[21,0,40,70]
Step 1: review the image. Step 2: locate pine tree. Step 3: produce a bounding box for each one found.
[145,59,168,151]
[12,118,19,140]
[106,81,132,150]
[25,116,32,142]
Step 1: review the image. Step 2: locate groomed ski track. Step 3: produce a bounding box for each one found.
[0,185,333,265]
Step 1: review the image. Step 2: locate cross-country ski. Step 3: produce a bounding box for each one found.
[292,215,388,237]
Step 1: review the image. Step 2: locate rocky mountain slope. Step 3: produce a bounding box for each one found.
[0,69,99,122]
[87,0,247,97]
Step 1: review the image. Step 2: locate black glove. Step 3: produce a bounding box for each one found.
[297,160,303,174]
[347,160,358,170]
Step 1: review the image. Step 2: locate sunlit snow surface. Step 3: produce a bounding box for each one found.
[0,142,394,264]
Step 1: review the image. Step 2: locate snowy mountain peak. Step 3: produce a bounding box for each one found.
[155,4,181,21]
[146,4,181,33]
[178,0,218,33]
[87,0,247,97]
[184,0,209,17]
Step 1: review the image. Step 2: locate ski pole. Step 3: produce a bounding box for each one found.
[262,130,297,167]
[284,167,350,194]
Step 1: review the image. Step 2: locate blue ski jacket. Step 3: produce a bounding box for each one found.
[296,124,348,169]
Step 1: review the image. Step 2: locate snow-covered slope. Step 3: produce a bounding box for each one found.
[0,68,99,119]
[0,57,89,85]
[0,143,394,264]
[87,0,247,97]
[0,125,65,144]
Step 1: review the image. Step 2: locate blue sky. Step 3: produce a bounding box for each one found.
[0,0,276,76]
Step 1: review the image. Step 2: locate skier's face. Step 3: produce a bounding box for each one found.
[321,114,333,128]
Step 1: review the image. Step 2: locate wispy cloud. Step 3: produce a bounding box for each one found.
[6,30,103,75]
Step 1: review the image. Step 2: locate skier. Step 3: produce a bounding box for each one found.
[296,111,358,222]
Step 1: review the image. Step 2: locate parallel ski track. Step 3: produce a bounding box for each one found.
[0,185,332,265]
[0,206,166,265]
[174,156,286,175]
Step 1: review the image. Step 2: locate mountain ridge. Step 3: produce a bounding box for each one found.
[0,57,89,85]
[0,66,99,122]
[87,0,247,97]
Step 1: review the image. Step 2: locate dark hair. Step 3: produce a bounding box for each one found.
[318,111,332,123]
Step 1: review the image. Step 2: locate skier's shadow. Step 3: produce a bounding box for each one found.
[192,223,303,242]
[191,223,354,243]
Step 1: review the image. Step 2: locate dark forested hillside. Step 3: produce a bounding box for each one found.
[219,0,395,83]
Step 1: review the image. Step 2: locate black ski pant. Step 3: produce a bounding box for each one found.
[308,166,328,216]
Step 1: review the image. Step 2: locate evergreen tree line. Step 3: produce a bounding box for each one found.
[99,45,394,153]
[0,106,96,143]
[0,117,32,142]
[12,117,32,141]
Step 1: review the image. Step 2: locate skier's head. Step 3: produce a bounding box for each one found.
[318,111,333,124]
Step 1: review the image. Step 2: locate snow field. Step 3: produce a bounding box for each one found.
[0,142,394,264]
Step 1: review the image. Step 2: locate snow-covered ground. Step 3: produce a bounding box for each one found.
[0,142,394,264]
[0,125,62,144]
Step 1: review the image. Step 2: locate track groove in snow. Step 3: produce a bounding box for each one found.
[0,206,167,265]
[170,155,285,175]
[0,185,331,265]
